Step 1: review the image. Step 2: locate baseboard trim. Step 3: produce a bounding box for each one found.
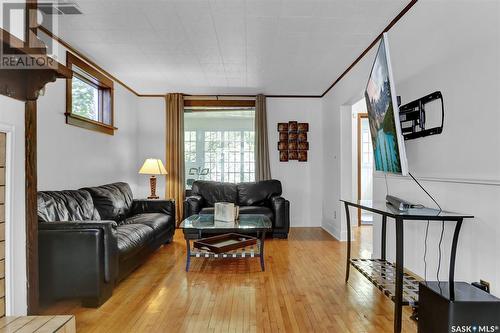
[290,224,323,228]
[321,223,349,242]
[321,225,339,240]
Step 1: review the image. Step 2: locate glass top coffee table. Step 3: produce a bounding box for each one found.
[179,214,272,272]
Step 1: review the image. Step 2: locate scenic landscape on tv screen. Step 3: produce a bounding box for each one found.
[365,38,402,174]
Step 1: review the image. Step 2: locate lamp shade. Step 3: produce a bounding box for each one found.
[139,159,167,175]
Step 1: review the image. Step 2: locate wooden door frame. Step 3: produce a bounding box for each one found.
[0,0,71,314]
[357,113,368,226]
[25,0,39,315]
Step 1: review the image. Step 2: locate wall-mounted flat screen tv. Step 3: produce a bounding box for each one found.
[365,33,408,176]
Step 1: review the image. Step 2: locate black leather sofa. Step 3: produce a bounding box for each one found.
[184,179,290,238]
[38,182,175,307]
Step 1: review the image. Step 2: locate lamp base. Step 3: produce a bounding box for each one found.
[148,175,159,200]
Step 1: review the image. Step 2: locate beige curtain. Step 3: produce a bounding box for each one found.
[166,93,185,224]
[255,94,272,180]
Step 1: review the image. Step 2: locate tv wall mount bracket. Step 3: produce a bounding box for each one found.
[397,91,444,140]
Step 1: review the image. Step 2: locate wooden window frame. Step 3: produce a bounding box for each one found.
[66,52,116,135]
[183,99,255,108]
[183,105,256,188]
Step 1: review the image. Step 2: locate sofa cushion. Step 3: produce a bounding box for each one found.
[238,206,274,221]
[124,213,173,233]
[116,224,154,258]
[191,181,238,207]
[237,180,282,206]
[200,206,274,221]
[37,190,100,222]
[81,182,133,222]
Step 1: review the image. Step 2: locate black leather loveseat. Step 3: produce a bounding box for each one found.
[184,180,290,238]
[38,182,175,307]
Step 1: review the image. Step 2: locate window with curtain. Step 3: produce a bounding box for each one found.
[184,108,255,189]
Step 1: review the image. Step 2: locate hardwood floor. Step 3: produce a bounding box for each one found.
[41,227,417,333]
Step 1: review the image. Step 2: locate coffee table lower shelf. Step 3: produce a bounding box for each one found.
[350,258,420,306]
[186,239,265,272]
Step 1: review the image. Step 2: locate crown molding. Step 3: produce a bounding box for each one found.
[320,0,417,97]
[38,25,143,97]
[38,0,417,99]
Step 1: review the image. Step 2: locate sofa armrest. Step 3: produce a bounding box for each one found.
[39,220,118,283]
[131,199,175,217]
[271,196,290,232]
[183,195,204,219]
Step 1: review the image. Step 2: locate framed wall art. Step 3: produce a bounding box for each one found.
[277,121,309,162]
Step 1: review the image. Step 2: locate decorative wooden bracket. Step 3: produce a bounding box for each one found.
[0,28,71,102]
[0,12,71,314]
[0,0,72,314]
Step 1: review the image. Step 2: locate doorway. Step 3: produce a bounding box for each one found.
[351,98,373,227]
[357,113,373,225]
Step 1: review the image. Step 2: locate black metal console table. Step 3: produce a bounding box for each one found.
[341,200,473,333]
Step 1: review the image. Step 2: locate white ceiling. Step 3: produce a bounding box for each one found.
[55,0,410,95]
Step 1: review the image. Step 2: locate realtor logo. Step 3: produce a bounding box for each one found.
[451,325,500,333]
[1,1,58,69]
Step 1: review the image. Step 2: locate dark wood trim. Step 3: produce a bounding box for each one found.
[184,94,321,99]
[67,53,113,89]
[0,28,71,102]
[24,26,323,99]
[0,0,71,315]
[137,94,166,98]
[265,95,321,98]
[25,100,38,315]
[183,94,255,98]
[321,0,418,97]
[38,25,138,96]
[65,113,117,135]
[25,0,38,51]
[38,1,417,99]
[26,1,39,315]
[184,100,256,108]
[66,52,115,135]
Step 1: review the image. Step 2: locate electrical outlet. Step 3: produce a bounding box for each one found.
[334,211,337,219]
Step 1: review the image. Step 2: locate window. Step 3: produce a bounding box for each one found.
[66,52,115,135]
[185,131,197,163]
[184,108,255,189]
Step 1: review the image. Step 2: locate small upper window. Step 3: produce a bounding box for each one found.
[66,52,115,135]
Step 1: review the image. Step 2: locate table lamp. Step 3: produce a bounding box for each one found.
[139,158,167,199]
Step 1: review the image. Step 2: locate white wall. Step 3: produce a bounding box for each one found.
[37,81,141,193]
[321,49,376,239]
[321,0,500,295]
[134,97,325,228]
[373,1,500,294]
[267,98,323,227]
[136,97,166,199]
[35,35,144,193]
[0,95,27,315]
[0,29,147,315]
